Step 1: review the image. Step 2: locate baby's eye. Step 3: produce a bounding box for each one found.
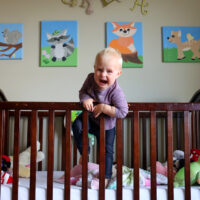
[107,70,113,74]
[98,68,103,72]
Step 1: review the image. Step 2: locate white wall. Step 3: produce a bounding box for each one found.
[0,0,200,102]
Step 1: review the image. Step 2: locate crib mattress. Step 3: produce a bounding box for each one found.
[1,171,200,200]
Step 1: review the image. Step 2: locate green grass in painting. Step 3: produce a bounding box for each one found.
[163,48,200,63]
[40,47,77,67]
[122,56,143,68]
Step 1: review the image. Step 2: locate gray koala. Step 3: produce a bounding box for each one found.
[2,28,22,45]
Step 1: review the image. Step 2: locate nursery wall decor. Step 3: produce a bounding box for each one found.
[0,23,23,59]
[40,20,78,67]
[106,21,143,68]
[61,0,149,15]
[130,0,149,15]
[162,26,200,63]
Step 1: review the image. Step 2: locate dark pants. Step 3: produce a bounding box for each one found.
[72,113,115,179]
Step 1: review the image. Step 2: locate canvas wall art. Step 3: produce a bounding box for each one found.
[106,21,143,68]
[0,23,23,59]
[40,20,78,67]
[162,26,200,63]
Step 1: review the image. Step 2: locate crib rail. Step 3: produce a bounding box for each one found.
[0,102,200,200]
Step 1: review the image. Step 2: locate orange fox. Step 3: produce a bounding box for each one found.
[109,22,142,64]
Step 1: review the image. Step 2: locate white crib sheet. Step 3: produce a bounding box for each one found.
[1,171,200,200]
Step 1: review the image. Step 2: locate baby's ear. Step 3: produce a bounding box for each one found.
[117,70,122,77]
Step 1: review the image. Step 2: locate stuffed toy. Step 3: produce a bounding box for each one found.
[9,141,45,178]
[2,155,11,172]
[190,149,200,162]
[55,162,100,189]
[174,157,200,187]
[108,165,168,189]
[1,171,13,184]
[1,155,13,184]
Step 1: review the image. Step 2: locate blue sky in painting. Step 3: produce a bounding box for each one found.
[106,22,143,56]
[162,26,200,49]
[41,21,78,48]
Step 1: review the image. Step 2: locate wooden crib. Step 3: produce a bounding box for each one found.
[0,100,200,200]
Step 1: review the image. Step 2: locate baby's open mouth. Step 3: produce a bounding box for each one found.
[100,79,108,84]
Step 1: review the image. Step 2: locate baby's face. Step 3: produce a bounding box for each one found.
[94,55,122,91]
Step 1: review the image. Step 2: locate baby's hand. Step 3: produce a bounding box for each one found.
[83,98,94,112]
[93,104,104,118]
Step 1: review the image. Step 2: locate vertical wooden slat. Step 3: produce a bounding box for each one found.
[64,110,71,200]
[62,117,65,171]
[38,116,43,171]
[150,111,157,200]
[165,117,168,162]
[131,116,133,168]
[12,110,20,200]
[196,111,200,149]
[27,115,31,147]
[47,110,54,200]
[116,118,123,200]
[142,117,147,170]
[133,111,140,200]
[184,111,191,200]
[1,110,5,155]
[3,110,9,155]
[82,111,88,200]
[99,116,105,200]
[0,109,3,197]
[30,110,37,200]
[191,111,196,148]
[167,111,174,200]
[156,117,159,161]
[176,112,181,150]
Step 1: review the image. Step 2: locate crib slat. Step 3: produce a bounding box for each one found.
[191,111,196,148]
[1,109,6,155]
[184,111,191,200]
[99,116,105,200]
[3,110,9,155]
[64,110,71,200]
[150,111,157,200]
[0,110,3,197]
[142,117,147,170]
[12,110,20,200]
[30,110,37,200]
[47,110,54,200]
[38,116,43,171]
[176,112,181,150]
[82,111,88,200]
[62,115,65,171]
[167,111,174,200]
[27,115,31,147]
[196,111,200,149]
[116,118,123,200]
[133,111,140,200]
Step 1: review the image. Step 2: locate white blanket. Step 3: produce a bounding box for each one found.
[1,171,200,200]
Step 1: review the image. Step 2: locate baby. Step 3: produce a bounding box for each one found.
[72,47,128,187]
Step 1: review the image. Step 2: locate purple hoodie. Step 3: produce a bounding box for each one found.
[79,73,128,130]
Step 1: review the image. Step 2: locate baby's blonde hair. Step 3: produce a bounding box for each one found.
[94,47,123,69]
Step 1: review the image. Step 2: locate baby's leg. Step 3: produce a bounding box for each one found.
[105,128,116,181]
[72,113,84,155]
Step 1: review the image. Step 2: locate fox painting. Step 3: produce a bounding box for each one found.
[108,22,143,64]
